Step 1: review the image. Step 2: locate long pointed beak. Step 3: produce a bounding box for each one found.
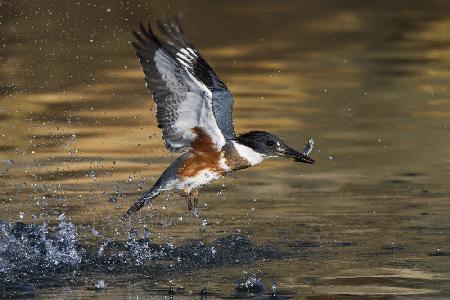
[280,147,315,164]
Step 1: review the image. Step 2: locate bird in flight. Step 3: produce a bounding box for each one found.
[122,18,315,219]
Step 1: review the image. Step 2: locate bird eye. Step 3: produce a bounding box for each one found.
[266,140,275,146]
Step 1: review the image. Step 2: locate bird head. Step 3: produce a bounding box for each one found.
[236,131,315,164]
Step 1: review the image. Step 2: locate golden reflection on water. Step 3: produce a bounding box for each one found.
[1,0,450,298]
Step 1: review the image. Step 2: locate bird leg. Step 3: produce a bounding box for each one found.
[190,190,199,217]
[187,197,193,211]
[178,191,193,211]
[180,190,199,216]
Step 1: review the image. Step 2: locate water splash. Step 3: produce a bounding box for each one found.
[0,219,285,297]
[235,276,265,293]
[0,217,81,278]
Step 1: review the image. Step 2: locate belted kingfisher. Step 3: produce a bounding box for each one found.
[121,18,315,219]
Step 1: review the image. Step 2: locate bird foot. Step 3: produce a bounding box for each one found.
[186,198,199,217]
[193,197,199,217]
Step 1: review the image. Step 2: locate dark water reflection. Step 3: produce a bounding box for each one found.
[1,0,450,298]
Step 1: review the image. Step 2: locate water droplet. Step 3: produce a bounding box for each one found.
[328,155,335,160]
[235,276,265,293]
[95,279,107,290]
[168,279,175,295]
[200,282,207,296]
[97,239,111,256]
[143,229,151,241]
[89,227,99,237]
[272,282,277,295]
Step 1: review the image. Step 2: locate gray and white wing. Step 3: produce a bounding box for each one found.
[132,18,235,152]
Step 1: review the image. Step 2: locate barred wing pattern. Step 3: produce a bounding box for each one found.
[132,19,235,152]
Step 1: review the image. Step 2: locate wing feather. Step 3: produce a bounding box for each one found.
[132,18,236,152]
[156,19,236,139]
[133,19,229,152]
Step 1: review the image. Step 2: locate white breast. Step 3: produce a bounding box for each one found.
[177,169,222,193]
[231,141,265,166]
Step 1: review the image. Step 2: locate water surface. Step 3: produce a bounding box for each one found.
[1,0,450,298]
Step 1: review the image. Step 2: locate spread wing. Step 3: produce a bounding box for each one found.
[132,18,235,153]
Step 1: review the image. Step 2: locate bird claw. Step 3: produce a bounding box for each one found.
[187,196,199,217]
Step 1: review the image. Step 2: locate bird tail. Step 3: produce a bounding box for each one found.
[121,186,162,220]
